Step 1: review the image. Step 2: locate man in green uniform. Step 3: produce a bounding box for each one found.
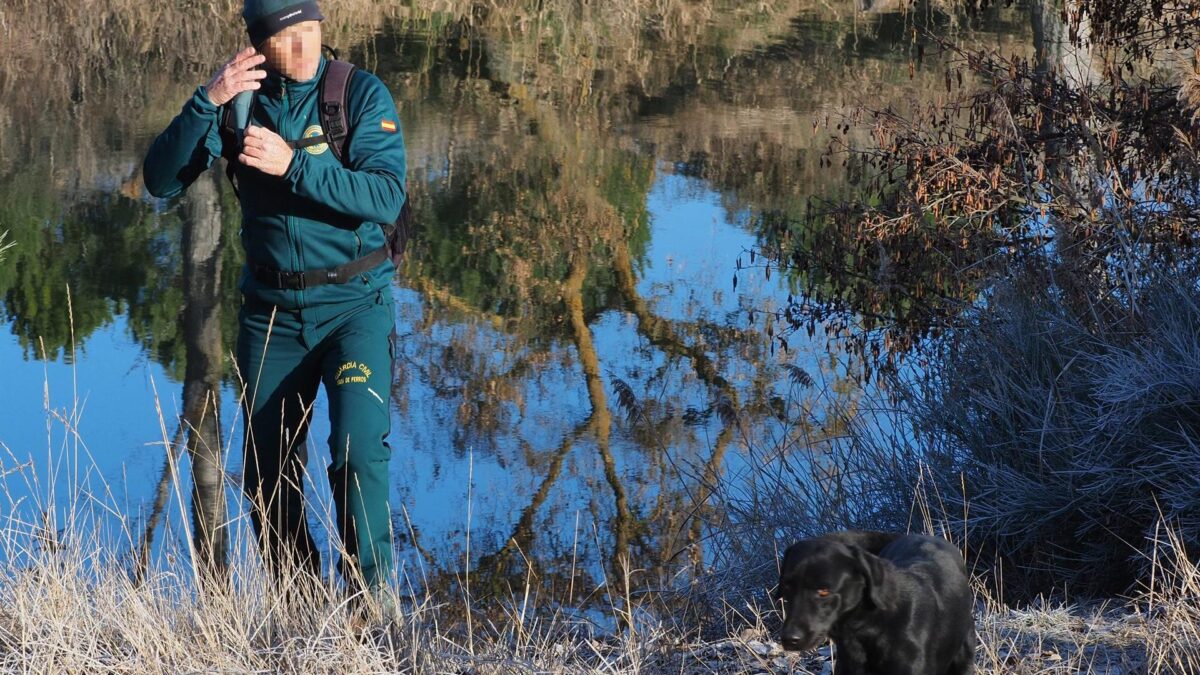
[143,0,405,601]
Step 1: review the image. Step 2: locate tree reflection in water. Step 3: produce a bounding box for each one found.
[137,171,229,583]
[0,0,1031,617]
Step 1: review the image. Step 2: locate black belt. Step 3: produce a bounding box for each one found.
[251,246,391,290]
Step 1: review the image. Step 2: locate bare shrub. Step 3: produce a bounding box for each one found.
[710,266,1200,601]
[701,368,929,628]
[896,272,1200,597]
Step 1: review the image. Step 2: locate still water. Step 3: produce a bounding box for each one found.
[0,1,1028,608]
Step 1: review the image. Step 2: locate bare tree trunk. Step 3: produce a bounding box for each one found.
[1031,0,1096,86]
[1030,0,1112,315]
[181,169,229,579]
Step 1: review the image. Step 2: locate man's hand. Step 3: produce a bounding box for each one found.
[239,125,295,177]
[205,48,267,107]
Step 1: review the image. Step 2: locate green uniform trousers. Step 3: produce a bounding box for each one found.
[237,290,395,591]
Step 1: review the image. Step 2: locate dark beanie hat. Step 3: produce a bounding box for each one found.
[243,0,324,46]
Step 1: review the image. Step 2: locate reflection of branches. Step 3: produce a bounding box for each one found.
[395,322,549,453]
[612,241,743,572]
[612,244,742,392]
[459,257,631,606]
[411,277,519,332]
[135,423,185,584]
[762,2,1200,375]
[686,425,736,572]
[135,170,229,584]
[477,423,592,582]
[563,256,631,599]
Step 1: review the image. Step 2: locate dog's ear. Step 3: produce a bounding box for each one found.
[775,542,800,601]
[853,545,898,611]
[779,542,800,576]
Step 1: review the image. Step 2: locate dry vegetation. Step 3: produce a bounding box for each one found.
[5,1,1200,672]
[1,507,1198,673]
[3,343,1200,673]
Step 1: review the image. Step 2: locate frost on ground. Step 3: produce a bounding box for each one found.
[643,602,1186,675]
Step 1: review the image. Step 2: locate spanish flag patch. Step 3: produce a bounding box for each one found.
[381,120,397,133]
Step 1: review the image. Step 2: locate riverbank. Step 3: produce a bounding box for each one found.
[673,602,1182,674]
[0,537,1195,673]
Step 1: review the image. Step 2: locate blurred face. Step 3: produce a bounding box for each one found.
[260,20,322,81]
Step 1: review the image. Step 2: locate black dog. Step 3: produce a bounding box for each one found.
[775,531,975,675]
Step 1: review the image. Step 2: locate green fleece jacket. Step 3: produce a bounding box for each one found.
[144,56,407,309]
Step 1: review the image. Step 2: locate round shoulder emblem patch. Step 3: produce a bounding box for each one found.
[302,125,329,155]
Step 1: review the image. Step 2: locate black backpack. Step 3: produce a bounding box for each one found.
[219,59,413,275]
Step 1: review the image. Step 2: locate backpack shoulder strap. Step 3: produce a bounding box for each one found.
[319,60,358,164]
[218,104,235,147]
[218,97,253,195]
[316,58,412,266]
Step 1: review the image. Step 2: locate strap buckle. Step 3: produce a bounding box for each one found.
[276,269,305,290]
[322,102,344,138]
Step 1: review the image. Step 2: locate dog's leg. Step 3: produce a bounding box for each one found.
[944,637,976,675]
[830,642,870,675]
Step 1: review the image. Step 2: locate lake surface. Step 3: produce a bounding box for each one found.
[0,1,1029,612]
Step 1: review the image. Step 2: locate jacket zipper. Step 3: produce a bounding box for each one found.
[281,81,304,305]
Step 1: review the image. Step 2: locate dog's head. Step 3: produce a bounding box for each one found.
[774,538,895,652]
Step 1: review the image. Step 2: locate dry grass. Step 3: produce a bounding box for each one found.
[0,413,666,674]
[4,354,1200,675]
[965,527,1200,675]
[711,275,1200,602]
[0,556,654,673]
[5,542,1200,674]
[904,278,1200,598]
[0,231,12,262]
